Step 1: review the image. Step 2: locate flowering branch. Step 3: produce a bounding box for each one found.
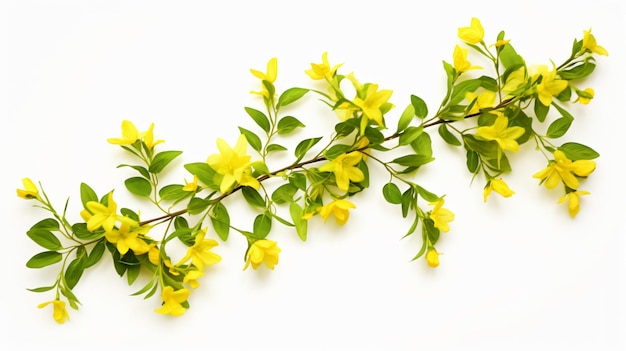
[18,18,607,324]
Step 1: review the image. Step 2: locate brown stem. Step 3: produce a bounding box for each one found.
[139,97,516,226]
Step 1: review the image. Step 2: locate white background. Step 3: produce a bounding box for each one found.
[2,0,625,350]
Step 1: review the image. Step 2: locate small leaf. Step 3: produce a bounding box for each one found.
[149,151,182,174]
[382,183,402,204]
[27,229,62,250]
[72,223,103,241]
[398,126,423,146]
[238,127,263,152]
[80,183,98,208]
[252,212,272,239]
[64,258,84,290]
[27,285,56,293]
[242,187,266,208]
[411,95,428,119]
[396,104,415,132]
[324,144,351,160]
[159,184,189,201]
[117,164,150,178]
[125,177,152,197]
[466,149,480,173]
[416,185,439,202]
[271,183,298,204]
[188,197,210,215]
[294,137,322,162]
[185,162,219,190]
[277,116,306,135]
[438,124,462,146]
[558,142,599,160]
[245,107,271,133]
[210,202,230,241]
[277,88,309,107]
[31,218,60,232]
[84,240,106,268]
[391,155,435,168]
[534,99,549,122]
[266,144,288,152]
[26,251,62,268]
[546,117,573,139]
[289,202,308,241]
[289,172,307,191]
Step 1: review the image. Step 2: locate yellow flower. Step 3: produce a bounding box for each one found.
[183,270,204,289]
[483,178,515,202]
[107,120,140,145]
[582,28,608,56]
[318,152,365,192]
[318,199,357,226]
[491,39,510,48]
[79,209,91,222]
[38,300,70,324]
[207,135,261,193]
[476,114,525,152]
[535,64,568,106]
[86,193,133,233]
[305,52,342,80]
[533,150,596,190]
[182,175,198,192]
[429,198,454,233]
[17,178,39,199]
[352,83,393,127]
[465,90,496,115]
[558,190,590,218]
[575,88,594,105]
[148,244,161,265]
[154,286,190,317]
[453,45,481,73]
[458,18,484,44]
[426,248,440,268]
[244,239,281,270]
[250,57,278,98]
[105,221,151,255]
[177,228,221,271]
[143,123,164,149]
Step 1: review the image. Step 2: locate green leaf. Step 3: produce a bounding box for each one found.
[185,162,219,190]
[149,151,182,174]
[252,212,272,239]
[410,132,433,158]
[210,202,230,241]
[398,126,423,146]
[244,107,271,133]
[188,197,210,215]
[466,149,480,173]
[534,99,549,123]
[294,137,322,162]
[391,155,435,168]
[289,172,307,191]
[276,116,305,135]
[277,88,309,107]
[416,185,439,202]
[450,78,482,105]
[27,285,56,293]
[26,251,62,268]
[382,183,402,204]
[324,144,351,160]
[559,59,596,80]
[411,95,428,119]
[558,142,599,160]
[125,177,152,197]
[238,127,263,153]
[31,218,60,232]
[289,202,308,241]
[72,223,103,241]
[479,75,498,92]
[27,229,62,250]
[266,144,288,152]
[159,184,189,201]
[271,183,298,204]
[127,264,141,285]
[64,258,84,290]
[120,208,140,222]
[242,187,266,208]
[80,183,98,208]
[396,104,415,132]
[546,117,573,139]
[334,118,359,137]
[401,187,414,218]
[84,240,106,268]
[117,164,150,178]
[424,219,440,246]
[438,124,462,146]
[499,43,525,69]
